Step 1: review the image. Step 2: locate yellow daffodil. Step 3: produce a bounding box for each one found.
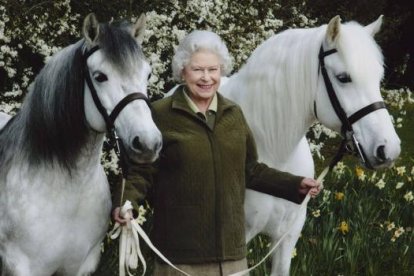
[338,221,349,235]
[335,192,345,201]
[355,166,366,181]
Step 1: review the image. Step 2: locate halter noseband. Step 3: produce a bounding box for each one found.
[318,46,386,169]
[83,45,151,134]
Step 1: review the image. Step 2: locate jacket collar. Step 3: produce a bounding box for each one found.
[171,85,236,119]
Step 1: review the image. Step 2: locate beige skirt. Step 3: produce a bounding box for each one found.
[153,258,249,276]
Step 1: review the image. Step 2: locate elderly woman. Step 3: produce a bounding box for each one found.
[113,30,320,275]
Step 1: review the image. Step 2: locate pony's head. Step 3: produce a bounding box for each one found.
[315,15,400,169]
[82,14,162,163]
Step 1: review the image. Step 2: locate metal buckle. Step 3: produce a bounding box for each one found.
[345,131,366,164]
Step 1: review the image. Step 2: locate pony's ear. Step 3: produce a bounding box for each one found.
[326,15,342,46]
[83,13,100,45]
[365,15,383,37]
[132,14,146,44]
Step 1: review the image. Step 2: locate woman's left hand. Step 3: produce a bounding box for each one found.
[299,178,321,198]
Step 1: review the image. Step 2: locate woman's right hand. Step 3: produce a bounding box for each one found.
[112,207,133,225]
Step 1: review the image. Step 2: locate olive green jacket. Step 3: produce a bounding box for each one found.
[114,87,304,263]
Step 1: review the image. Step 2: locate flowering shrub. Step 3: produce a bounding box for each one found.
[1,0,317,109]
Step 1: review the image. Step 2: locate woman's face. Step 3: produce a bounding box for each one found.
[182,49,221,103]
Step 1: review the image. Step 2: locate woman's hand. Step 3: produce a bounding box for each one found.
[299,178,321,198]
[112,207,133,225]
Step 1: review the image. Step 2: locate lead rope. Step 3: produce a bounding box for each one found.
[109,200,192,276]
[107,131,191,276]
[228,166,330,276]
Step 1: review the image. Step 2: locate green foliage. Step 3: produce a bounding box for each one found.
[289,159,414,275]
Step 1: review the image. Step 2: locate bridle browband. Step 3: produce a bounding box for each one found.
[83,45,151,134]
[318,46,386,169]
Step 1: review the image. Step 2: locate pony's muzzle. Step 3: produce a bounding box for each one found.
[131,136,162,162]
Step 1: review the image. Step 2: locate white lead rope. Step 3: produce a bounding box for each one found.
[109,200,192,276]
[229,166,329,276]
[110,167,329,276]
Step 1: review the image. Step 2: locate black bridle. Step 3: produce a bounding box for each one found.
[83,45,151,173]
[318,46,386,170]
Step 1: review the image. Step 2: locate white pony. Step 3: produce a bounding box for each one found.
[0,14,162,276]
[219,16,401,275]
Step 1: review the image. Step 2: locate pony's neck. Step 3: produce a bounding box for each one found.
[222,27,324,165]
[77,131,106,169]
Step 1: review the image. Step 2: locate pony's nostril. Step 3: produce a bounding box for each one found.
[376,145,386,162]
[132,136,143,151]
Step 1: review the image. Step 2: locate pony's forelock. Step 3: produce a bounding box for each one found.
[338,22,384,84]
[97,21,145,75]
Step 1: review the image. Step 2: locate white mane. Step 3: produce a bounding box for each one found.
[221,26,325,165]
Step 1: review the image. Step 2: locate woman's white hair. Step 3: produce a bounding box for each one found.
[172,30,233,82]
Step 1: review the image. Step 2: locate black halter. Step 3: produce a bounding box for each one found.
[83,45,151,133]
[83,45,151,174]
[318,46,386,169]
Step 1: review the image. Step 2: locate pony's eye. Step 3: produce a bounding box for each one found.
[336,73,352,83]
[94,72,108,83]
[147,73,152,81]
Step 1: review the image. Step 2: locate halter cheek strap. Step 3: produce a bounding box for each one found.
[318,46,387,169]
[83,45,151,133]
